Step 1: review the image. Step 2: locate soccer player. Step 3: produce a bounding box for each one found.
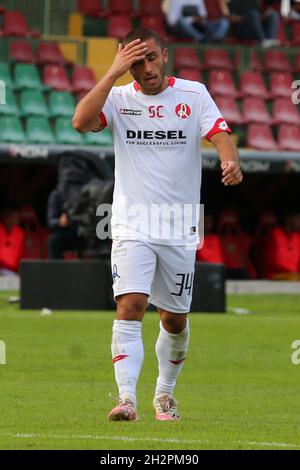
[73,29,242,421]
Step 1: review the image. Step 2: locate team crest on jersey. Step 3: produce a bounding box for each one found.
[175,103,191,119]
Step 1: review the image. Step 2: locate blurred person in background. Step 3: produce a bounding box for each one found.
[221,0,280,47]
[47,186,80,259]
[262,211,300,280]
[0,208,25,276]
[289,0,300,19]
[196,213,224,264]
[167,0,230,43]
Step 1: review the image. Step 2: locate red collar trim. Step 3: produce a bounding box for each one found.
[133,76,175,92]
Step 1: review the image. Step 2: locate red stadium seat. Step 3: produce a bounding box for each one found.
[272,98,300,126]
[263,50,291,72]
[262,226,300,279]
[278,125,300,151]
[107,15,133,39]
[140,16,169,40]
[0,11,39,37]
[214,95,244,125]
[9,40,36,63]
[240,71,269,99]
[177,68,203,82]
[292,52,300,73]
[37,42,67,64]
[208,70,241,98]
[138,0,162,16]
[250,51,262,71]
[204,0,224,18]
[43,64,72,92]
[77,0,107,18]
[173,47,202,70]
[247,124,278,151]
[203,49,234,70]
[291,22,300,46]
[0,6,6,14]
[242,97,273,125]
[277,20,289,45]
[108,0,135,17]
[72,65,97,93]
[270,72,293,98]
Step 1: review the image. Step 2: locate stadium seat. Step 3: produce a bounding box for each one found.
[14,63,44,90]
[138,0,162,16]
[43,64,72,92]
[72,65,97,93]
[247,123,278,151]
[140,16,169,39]
[37,42,67,64]
[9,40,36,63]
[20,90,48,117]
[292,52,300,73]
[108,0,135,17]
[291,22,300,46]
[203,49,234,70]
[263,50,291,72]
[49,91,75,118]
[242,97,273,125]
[277,20,288,46]
[77,0,107,18]
[173,47,202,70]
[240,71,269,99]
[0,63,14,88]
[217,210,249,272]
[0,116,26,143]
[107,15,133,39]
[249,51,262,71]
[0,89,19,116]
[55,117,84,145]
[204,0,224,18]
[177,68,203,82]
[208,70,241,98]
[269,72,293,98]
[272,98,300,125]
[84,128,114,146]
[214,95,243,125]
[26,116,55,144]
[278,125,300,151]
[0,11,39,37]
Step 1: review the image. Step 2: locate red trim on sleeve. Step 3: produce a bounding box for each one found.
[92,111,108,133]
[205,117,232,141]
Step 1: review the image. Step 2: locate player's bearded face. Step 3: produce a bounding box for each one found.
[130,39,168,95]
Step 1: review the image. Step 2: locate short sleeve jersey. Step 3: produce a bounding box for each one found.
[98,77,230,245]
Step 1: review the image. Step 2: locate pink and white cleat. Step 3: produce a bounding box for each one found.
[153,394,180,421]
[108,397,137,422]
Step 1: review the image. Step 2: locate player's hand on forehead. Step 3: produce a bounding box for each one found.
[110,39,148,78]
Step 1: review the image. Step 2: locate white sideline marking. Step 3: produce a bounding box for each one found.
[1,432,300,449]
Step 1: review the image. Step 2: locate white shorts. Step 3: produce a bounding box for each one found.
[111,240,196,314]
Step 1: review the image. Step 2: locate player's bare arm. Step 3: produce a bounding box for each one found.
[72,39,148,133]
[210,132,243,186]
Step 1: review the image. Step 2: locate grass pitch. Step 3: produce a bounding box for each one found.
[0,292,300,450]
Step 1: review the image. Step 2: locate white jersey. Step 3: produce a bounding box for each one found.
[98,77,230,245]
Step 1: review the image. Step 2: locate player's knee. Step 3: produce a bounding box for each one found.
[160,312,187,334]
[116,294,148,320]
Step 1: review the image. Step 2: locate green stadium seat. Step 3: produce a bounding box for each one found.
[20,90,48,117]
[0,89,20,116]
[0,63,15,88]
[26,116,55,144]
[0,116,26,143]
[49,91,75,118]
[14,63,45,90]
[55,117,84,145]
[84,128,113,146]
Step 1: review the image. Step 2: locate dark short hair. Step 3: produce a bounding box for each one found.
[122,28,165,50]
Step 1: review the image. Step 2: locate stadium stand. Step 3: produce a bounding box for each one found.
[278,125,300,151]
[242,97,273,125]
[49,91,75,118]
[173,47,202,70]
[9,40,36,63]
[107,15,133,39]
[272,98,300,125]
[108,0,135,17]
[240,71,269,99]
[26,116,55,144]
[214,95,244,125]
[203,48,235,71]
[20,90,49,117]
[37,42,68,65]
[14,63,45,90]
[247,124,278,151]
[43,64,72,92]
[77,0,107,18]
[138,0,163,17]
[208,70,241,98]
[0,10,39,37]
[71,65,97,93]
[177,68,203,81]
[0,89,19,116]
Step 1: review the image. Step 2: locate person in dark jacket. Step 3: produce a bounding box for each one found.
[224,0,280,46]
[47,187,80,259]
